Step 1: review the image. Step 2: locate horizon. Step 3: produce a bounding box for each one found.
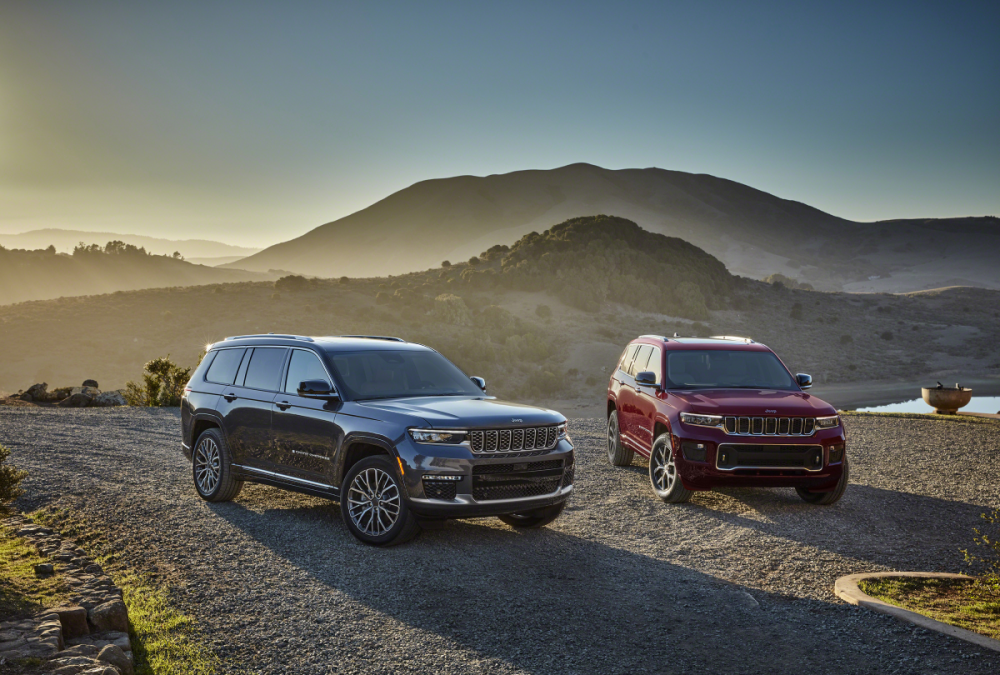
[2,1,998,247]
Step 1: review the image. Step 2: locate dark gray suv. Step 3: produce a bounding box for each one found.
[180,335,574,545]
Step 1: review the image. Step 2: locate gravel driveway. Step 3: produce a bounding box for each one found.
[2,408,998,674]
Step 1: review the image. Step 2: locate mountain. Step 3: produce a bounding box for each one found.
[0,229,260,260]
[0,244,274,305]
[224,163,1000,292]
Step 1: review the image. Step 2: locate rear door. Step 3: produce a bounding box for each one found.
[271,348,344,484]
[216,346,288,470]
[619,344,652,445]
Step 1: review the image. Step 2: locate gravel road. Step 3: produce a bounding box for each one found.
[2,408,999,674]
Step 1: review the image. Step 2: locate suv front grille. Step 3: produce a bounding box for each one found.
[723,416,816,437]
[470,427,560,453]
[716,444,824,471]
[472,460,565,500]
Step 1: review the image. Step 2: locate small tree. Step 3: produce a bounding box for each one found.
[0,444,28,514]
[124,356,192,407]
[441,260,451,268]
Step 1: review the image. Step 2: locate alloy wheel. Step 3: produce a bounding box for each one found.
[607,415,618,462]
[194,437,221,495]
[347,467,401,537]
[651,441,677,493]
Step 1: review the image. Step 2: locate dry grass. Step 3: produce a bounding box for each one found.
[859,576,1000,641]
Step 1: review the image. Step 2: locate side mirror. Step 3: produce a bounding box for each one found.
[470,376,487,391]
[635,371,659,387]
[298,379,339,399]
[796,373,813,390]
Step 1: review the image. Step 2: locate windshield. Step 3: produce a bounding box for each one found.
[327,349,483,401]
[665,350,797,390]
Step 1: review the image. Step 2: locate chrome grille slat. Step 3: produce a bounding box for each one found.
[468,426,561,454]
[722,416,818,437]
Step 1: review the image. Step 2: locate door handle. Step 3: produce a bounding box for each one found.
[223,393,237,402]
[276,401,292,411]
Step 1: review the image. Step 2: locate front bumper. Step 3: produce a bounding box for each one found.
[673,424,847,491]
[397,436,575,517]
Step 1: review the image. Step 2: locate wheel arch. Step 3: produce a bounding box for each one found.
[188,412,226,460]
[335,433,399,488]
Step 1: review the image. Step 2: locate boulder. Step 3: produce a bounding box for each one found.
[53,605,90,638]
[92,391,126,408]
[59,393,93,408]
[82,379,99,388]
[97,644,134,675]
[22,383,47,401]
[88,599,128,633]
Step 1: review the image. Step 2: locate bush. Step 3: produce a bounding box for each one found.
[124,356,192,407]
[789,303,803,320]
[964,509,1000,590]
[441,260,451,268]
[468,256,480,266]
[339,276,350,284]
[274,275,315,292]
[0,444,27,513]
[535,304,552,319]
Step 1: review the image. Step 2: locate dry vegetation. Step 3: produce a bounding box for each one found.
[1,216,998,404]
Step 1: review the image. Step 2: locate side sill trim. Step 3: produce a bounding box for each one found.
[233,464,337,491]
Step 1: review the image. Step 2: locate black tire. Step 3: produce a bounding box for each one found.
[606,410,634,466]
[497,501,565,529]
[341,455,421,546]
[649,433,693,504]
[192,428,243,502]
[796,457,849,505]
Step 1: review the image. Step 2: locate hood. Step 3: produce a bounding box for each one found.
[668,389,836,417]
[354,396,564,428]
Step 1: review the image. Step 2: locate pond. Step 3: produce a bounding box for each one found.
[854,396,1000,415]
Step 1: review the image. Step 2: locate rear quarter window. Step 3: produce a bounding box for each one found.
[205,348,246,385]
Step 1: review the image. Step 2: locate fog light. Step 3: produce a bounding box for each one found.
[828,443,845,463]
[681,441,707,462]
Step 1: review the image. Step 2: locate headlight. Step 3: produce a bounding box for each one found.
[408,429,467,444]
[815,415,841,430]
[679,412,724,428]
[557,422,568,439]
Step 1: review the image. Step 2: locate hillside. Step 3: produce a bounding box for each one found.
[225,163,1000,293]
[2,216,997,402]
[0,242,274,305]
[0,229,260,260]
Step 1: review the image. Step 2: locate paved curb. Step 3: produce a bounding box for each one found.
[835,572,1000,653]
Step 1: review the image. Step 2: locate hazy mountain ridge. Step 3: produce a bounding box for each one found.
[0,244,273,305]
[0,229,260,260]
[224,164,1000,292]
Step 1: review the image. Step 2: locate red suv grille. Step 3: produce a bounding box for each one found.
[723,416,815,436]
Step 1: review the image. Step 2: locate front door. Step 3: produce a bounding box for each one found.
[271,348,344,484]
[632,345,663,452]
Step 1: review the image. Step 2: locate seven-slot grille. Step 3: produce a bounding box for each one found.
[470,426,560,453]
[723,416,815,436]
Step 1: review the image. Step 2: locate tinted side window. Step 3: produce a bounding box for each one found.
[205,348,246,385]
[620,344,639,374]
[244,347,288,391]
[629,345,653,377]
[647,347,663,383]
[284,350,330,394]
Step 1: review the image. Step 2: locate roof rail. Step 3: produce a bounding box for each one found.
[336,335,407,342]
[224,333,315,342]
[639,334,672,341]
[709,335,755,344]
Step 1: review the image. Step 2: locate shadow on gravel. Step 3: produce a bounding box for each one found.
[689,484,988,570]
[206,500,990,674]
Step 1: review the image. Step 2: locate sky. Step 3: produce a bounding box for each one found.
[1,1,998,247]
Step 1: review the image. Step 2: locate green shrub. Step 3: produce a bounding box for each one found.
[274,275,315,292]
[441,260,451,267]
[535,304,552,319]
[468,256,480,266]
[964,509,1000,590]
[124,356,192,407]
[0,444,27,513]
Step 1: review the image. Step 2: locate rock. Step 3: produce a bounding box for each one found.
[60,643,101,657]
[20,393,34,402]
[53,606,90,638]
[25,382,48,399]
[88,600,128,633]
[82,379,99,388]
[59,393,93,408]
[97,644,133,675]
[34,562,55,575]
[92,391,126,408]
[84,564,103,575]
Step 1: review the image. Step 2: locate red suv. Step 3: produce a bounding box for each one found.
[606,336,848,505]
